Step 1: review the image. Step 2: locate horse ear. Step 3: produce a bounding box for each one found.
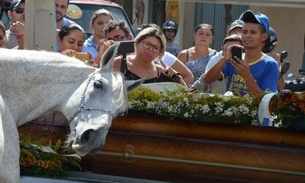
[125,78,145,93]
[100,42,120,70]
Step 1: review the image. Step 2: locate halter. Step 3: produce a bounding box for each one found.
[69,73,113,123]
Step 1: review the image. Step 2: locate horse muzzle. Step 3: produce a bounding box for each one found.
[68,127,109,156]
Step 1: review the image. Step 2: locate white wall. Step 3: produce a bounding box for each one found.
[251,6,305,75]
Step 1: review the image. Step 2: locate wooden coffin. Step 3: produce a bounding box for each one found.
[18,114,305,183]
[81,114,305,183]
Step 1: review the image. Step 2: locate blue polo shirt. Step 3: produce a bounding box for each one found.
[62,17,75,28]
[82,36,99,60]
[221,54,279,95]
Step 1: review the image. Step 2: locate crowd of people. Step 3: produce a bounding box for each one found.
[0,0,285,96]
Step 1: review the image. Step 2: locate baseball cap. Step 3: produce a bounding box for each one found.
[229,19,244,33]
[239,10,269,33]
[10,0,25,11]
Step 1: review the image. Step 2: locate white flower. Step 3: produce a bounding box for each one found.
[146,102,153,109]
[201,105,210,114]
[238,104,249,114]
[215,102,224,114]
[184,112,189,118]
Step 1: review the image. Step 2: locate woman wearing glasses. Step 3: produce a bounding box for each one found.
[4,0,25,49]
[113,26,186,86]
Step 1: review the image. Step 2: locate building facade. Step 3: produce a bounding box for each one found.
[115,0,304,75]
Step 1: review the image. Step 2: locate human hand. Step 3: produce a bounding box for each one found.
[231,56,252,79]
[74,52,96,66]
[268,52,280,62]
[163,67,186,86]
[61,49,77,57]
[82,53,97,67]
[10,21,25,36]
[224,44,244,61]
[10,21,25,49]
[86,58,98,67]
[98,39,115,53]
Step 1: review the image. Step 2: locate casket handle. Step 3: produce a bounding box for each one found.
[120,144,137,163]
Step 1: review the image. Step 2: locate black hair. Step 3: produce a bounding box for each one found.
[104,20,130,36]
[223,34,242,45]
[58,23,85,41]
[244,20,266,33]
[194,23,214,36]
[90,9,113,24]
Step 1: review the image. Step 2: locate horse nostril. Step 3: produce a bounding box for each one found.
[80,129,94,144]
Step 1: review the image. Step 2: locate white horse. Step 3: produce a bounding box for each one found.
[0,43,143,183]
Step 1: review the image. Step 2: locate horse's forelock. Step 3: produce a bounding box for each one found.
[111,71,128,111]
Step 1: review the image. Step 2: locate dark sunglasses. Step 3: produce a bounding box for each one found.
[13,7,25,14]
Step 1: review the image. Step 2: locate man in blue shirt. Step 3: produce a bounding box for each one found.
[203,10,279,96]
[55,0,77,51]
[55,0,75,30]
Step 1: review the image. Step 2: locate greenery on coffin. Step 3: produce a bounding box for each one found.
[19,132,81,178]
[128,83,305,128]
[18,84,305,178]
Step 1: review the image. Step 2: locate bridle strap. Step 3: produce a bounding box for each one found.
[69,73,113,123]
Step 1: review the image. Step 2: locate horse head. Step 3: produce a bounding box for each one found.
[66,43,143,156]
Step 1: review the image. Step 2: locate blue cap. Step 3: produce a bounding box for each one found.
[240,10,269,33]
[10,0,25,11]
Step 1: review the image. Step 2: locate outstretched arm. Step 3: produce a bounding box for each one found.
[203,57,227,84]
[203,44,241,84]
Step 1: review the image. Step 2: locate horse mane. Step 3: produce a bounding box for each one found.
[112,71,128,110]
[0,49,95,85]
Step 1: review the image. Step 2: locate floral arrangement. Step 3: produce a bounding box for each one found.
[18,84,305,178]
[128,83,305,128]
[269,91,305,128]
[19,132,81,177]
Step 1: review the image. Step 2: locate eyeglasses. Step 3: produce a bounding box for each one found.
[13,7,25,14]
[107,35,126,41]
[142,40,161,53]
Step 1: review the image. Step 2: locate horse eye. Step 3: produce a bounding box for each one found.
[119,111,128,116]
[94,80,103,89]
